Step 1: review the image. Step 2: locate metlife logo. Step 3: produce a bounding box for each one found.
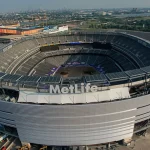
[49,83,100,94]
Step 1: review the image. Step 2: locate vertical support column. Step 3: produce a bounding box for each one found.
[145,75,148,94]
[51,146,55,150]
[106,143,110,149]
[79,146,86,150]
[73,146,77,150]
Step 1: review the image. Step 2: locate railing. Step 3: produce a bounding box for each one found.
[0,72,149,94]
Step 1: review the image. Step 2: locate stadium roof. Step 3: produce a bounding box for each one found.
[106,72,128,82]
[19,76,41,83]
[125,69,146,79]
[0,72,6,79]
[40,76,61,84]
[84,74,108,84]
[142,66,150,75]
[2,74,21,82]
[0,67,149,87]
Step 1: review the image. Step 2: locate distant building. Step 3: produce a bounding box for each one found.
[131,8,138,13]
[0,26,43,35]
[102,11,107,16]
[107,12,112,16]
[43,25,68,34]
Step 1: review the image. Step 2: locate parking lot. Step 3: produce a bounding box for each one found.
[116,129,150,150]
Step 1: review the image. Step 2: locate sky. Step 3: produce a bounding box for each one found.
[0,0,150,12]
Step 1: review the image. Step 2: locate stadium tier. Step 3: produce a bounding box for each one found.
[0,31,150,146]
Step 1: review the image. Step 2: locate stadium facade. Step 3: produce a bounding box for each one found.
[0,31,150,146]
[0,25,43,35]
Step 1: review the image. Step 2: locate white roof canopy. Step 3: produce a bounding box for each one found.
[18,87,130,104]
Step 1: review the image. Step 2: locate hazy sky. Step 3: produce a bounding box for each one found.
[0,0,150,12]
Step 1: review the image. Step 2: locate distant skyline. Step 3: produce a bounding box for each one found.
[0,0,150,12]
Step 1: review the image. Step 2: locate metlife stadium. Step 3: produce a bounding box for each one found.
[0,31,150,147]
